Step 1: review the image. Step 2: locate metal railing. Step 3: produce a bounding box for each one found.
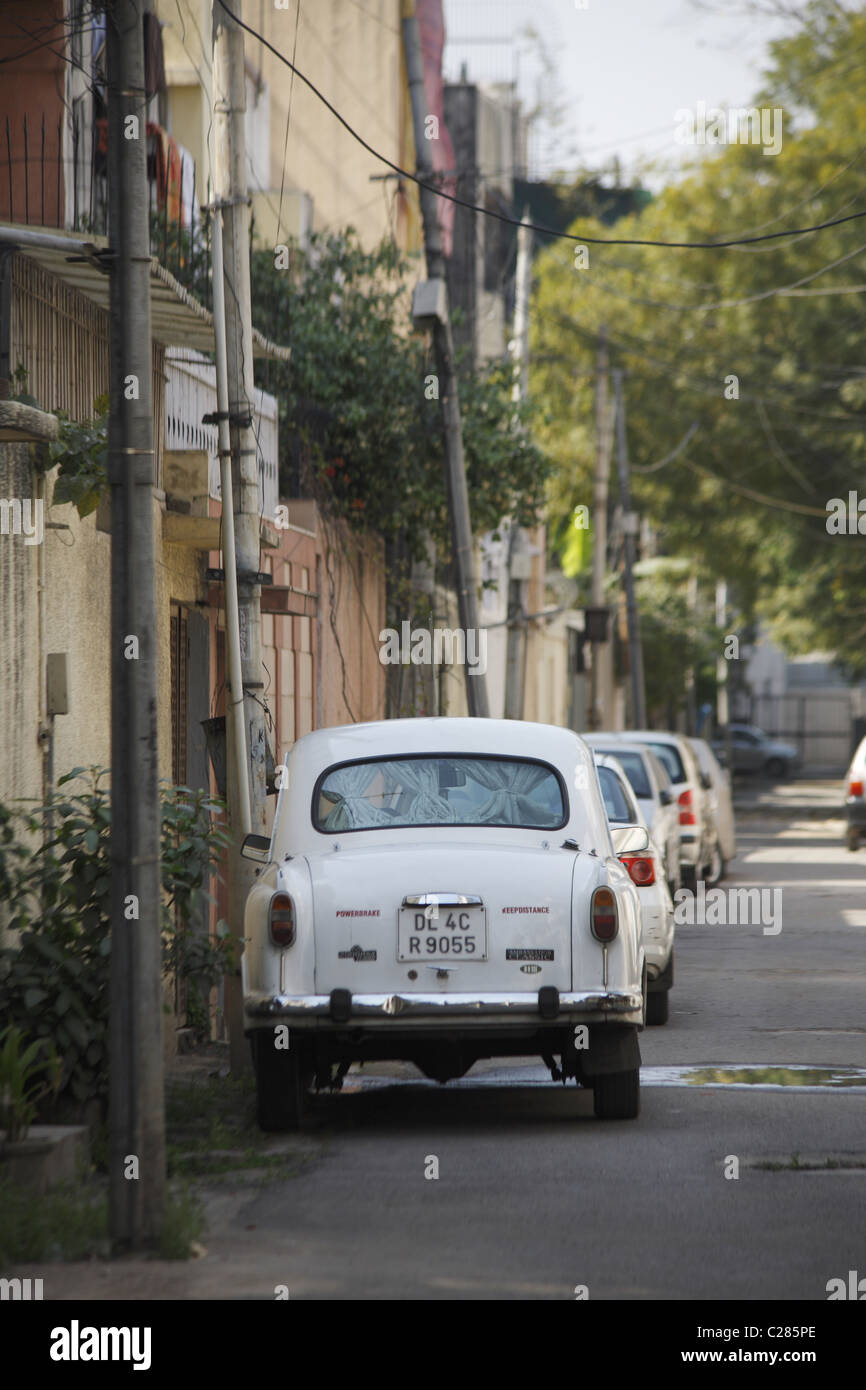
[1,112,209,292]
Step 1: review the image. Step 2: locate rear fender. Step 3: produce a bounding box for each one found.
[242,857,315,999]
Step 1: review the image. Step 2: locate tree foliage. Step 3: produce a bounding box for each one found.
[531,0,866,675]
[251,230,550,553]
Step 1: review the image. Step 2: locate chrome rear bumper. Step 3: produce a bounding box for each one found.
[244,988,644,1029]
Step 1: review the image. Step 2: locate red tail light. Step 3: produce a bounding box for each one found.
[269,892,296,947]
[620,854,656,886]
[849,780,864,797]
[678,788,696,825]
[591,886,618,942]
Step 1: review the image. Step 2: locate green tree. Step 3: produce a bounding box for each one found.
[252,230,549,554]
[532,0,866,677]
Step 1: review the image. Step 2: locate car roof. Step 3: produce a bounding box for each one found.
[284,716,587,764]
[584,733,651,760]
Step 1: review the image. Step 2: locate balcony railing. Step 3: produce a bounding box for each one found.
[1,112,209,294]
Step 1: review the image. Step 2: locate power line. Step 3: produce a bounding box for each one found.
[541,307,865,419]
[276,0,301,248]
[215,1,866,253]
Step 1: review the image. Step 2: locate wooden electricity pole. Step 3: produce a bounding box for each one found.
[106,0,165,1251]
[613,369,646,729]
[504,215,532,721]
[588,327,613,730]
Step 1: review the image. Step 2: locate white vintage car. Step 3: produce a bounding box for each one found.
[241,718,648,1128]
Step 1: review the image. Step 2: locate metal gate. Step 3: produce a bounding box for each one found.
[731,690,858,774]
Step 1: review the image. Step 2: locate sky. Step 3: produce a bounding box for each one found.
[442,0,794,186]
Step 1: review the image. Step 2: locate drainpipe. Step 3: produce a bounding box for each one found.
[210,207,250,837]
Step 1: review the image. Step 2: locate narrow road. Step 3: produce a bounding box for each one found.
[20,786,866,1300]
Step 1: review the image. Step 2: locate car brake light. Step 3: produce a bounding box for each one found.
[620,854,656,886]
[678,788,696,825]
[269,892,295,947]
[591,886,618,942]
[849,780,864,797]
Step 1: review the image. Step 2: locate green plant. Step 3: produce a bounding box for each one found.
[0,1175,108,1265]
[0,770,234,1114]
[0,1025,61,1143]
[248,229,550,552]
[47,396,109,516]
[158,1183,207,1260]
[9,360,38,408]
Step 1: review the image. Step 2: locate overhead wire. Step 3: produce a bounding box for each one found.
[215,0,866,253]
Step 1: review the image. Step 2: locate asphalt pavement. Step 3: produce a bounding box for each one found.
[14,781,866,1300]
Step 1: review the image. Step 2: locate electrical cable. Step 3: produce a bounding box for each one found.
[215,0,866,252]
[276,0,301,250]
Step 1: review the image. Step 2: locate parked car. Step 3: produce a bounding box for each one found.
[844,735,866,851]
[713,723,800,779]
[612,730,713,891]
[593,754,675,1025]
[242,718,647,1127]
[584,733,681,892]
[688,737,736,885]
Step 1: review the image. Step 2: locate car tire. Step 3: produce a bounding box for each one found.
[681,863,697,893]
[765,756,786,780]
[846,826,860,853]
[646,989,669,1026]
[253,1029,311,1132]
[704,839,725,887]
[593,1068,640,1120]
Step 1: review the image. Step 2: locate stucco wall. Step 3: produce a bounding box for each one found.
[158,0,421,255]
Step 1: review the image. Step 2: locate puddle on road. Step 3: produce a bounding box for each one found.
[344,1063,866,1093]
[642,1065,866,1091]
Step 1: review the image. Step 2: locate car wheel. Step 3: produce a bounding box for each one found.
[704,839,725,887]
[765,756,786,780]
[253,1029,311,1132]
[847,826,860,853]
[593,1068,640,1120]
[681,863,697,893]
[646,990,669,1026]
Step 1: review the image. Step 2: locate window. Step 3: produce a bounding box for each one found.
[644,741,686,783]
[314,756,566,832]
[597,766,636,823]
[595,748,651,799]
[647,750,672,792]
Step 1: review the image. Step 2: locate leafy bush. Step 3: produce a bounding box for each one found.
[251,230,550,552]
[46,397,109,518]
[0,1025,61,1143]
[0,769,234,1116]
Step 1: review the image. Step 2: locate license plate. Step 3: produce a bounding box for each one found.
[397,905,487,962]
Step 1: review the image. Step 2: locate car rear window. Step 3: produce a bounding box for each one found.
[314,755,567,832]
[596,766,635,823]
[594,748,652,799]
[646,750,672,791]
[644,741,686,783]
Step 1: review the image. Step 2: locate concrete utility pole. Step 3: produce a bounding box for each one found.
[716,579,733,771]
[588,327,613,730]
[212,1,268,1071]
[106,0,165,1251]
[504,215,532,721]
[686,570,698,735]
[613,369,646,729]
[401,2,489,719]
